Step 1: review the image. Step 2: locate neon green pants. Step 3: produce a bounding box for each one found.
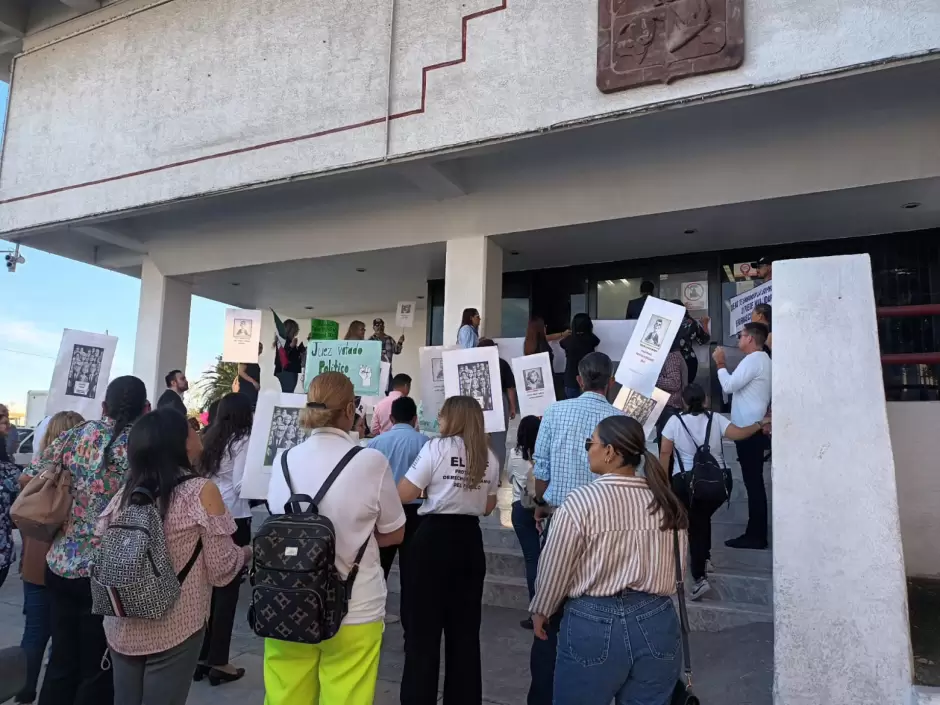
[263,620,384,705]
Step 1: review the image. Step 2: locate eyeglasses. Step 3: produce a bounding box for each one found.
[584,438,600,452]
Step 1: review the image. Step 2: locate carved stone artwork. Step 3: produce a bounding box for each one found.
[597,0,744,93]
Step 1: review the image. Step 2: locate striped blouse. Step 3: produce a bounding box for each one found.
[529,474,687,618]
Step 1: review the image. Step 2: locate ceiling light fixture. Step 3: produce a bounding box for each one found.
[417,295,425,300]
[304,306,314,310]
[230,282,240,286]
[684,228,698,235]
[901,202,921,209]
[356,268,367,273]
[510,250,520,256]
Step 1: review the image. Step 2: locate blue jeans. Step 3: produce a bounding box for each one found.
[510,501,541,600]
[20,581,52,701]
[553,592,681,705]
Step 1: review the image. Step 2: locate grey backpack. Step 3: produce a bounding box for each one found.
[91,477,202,620]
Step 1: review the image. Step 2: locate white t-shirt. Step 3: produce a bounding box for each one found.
[662,412,732,474]
[405,437,499,516]
[507,448,535,503]
[266,427,406,625]
[214,437,252,519]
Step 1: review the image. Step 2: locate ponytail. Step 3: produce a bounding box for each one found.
[643,451,688,531]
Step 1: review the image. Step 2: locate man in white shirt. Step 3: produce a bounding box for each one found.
[713,322,772,549]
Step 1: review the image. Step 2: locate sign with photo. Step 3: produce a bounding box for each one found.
[442,346,505,433]
[512,352,556,418]
[305,339,382,396]
[46,329,118,420]
[240,391,311,499]
[418,345,454,433]
[613,386,671,440]
[222,308,262,363]
[396,301,416,328]
[681,281,708,311]
[615,297,686,397]
[728,279,772,335]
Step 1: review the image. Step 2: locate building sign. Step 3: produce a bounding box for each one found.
[681,280,708,310]
[728,279,772,334]
[597,0,745,93]
[305,339,382,396]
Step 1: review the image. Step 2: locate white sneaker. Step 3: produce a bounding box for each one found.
[384,614,401,624]
[690,578,711,601]
[705,559,715,574]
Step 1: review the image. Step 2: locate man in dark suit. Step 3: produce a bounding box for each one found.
[626,280,655,320]
[157,369,188,416]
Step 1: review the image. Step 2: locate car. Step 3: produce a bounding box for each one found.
[13,428,34,467]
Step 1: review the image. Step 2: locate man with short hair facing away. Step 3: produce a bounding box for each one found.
[752,303,772,352]
[370,373,412,436]
[528,352,622,705]
[713,322,772,549]
[626,280,655,320]
[367,395,428,626]
[157,369,188,416]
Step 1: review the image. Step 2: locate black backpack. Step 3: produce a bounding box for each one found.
[248,446,368,644]
[672,412,733,506]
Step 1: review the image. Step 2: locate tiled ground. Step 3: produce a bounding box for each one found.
[0,575,772,704]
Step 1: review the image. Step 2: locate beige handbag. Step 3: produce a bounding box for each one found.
[11,426,81,542]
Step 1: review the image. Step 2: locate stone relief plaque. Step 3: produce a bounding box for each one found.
[597,0,744,93]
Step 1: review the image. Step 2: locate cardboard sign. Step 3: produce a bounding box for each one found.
[614,297,686,397]
[396,301,416,328]
[309,319,339,340]
[592,320,638,363]
[493,338,567,374]
[681,281,708,311]
[223,308,262,363]
[613,386,671,440]
[305,339,382,396]
[512,352,556,418]
[442,346,506,433]
[359,361,392,415]
[418,345,454,433]
[240,391,310,499]
[46,329,118,420]
[728,280,773,335]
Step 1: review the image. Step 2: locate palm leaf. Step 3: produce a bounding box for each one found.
[196,355,239,411]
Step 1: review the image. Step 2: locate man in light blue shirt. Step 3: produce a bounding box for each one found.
[367,395,429,580]
[533,352,622,511]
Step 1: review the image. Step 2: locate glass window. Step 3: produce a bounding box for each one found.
[430,304,444,346]
[596,278,645,319]
[501,297,530,338]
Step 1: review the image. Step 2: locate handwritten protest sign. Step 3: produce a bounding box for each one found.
[728,280,772,335]
[309,319,339,340]
[305,339,382,396]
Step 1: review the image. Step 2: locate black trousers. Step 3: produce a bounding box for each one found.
[736,434,770,543]
[687,498,724,580]
[39,569,113,705]
[381,505,424,631]
[400,514,485,705]
[686,356,699,385]
[199,517,252,667]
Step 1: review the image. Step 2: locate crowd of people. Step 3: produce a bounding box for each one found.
[0,285,772,705]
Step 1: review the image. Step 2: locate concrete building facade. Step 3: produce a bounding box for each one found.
[2,0,940,701]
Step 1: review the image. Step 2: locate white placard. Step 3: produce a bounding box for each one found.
[493,337,567,374]
[512,352,556,418]
[46,329,118,420]
[223,308,262,363]
[396,301,416,328]
[613,386,671,440]
[592,320,638,362]
[240,391,310,500]
[418,345,454,433]
[728,280,773,335]
[681,281,709,311]
[359,361,391,415]
[442,346,506,433]
[614,297,686,397]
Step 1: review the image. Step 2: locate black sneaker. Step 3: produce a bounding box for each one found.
[724,535,768,550]
[520,618,534,629]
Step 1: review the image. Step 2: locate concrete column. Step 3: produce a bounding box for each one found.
[443,237,503,343]
[133,258,192,404]
[773,254,912,705]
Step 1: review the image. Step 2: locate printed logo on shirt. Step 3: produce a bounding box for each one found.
[443,456,483,491]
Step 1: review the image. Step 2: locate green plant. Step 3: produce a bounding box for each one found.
[196,355,239,411]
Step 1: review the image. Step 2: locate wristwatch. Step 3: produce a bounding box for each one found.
[533,497,548,507]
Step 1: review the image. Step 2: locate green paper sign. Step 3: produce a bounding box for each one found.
[306,340,382,396]
[308,319,339,340]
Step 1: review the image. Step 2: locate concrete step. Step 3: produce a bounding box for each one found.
[709,543,773,572]
[685,598,774,632]
[706,569,772,606]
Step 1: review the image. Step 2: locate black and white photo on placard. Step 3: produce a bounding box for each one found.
[523,367,544,392]
[432,357,444,383]
[618,388,657,426]
[263,406,308,466]
[458,361,494,411]
[233,318,253,339]
[640,315,670,352]
[65,344,104,398]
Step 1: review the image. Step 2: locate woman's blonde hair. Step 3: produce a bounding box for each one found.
[39,411,85,454]
[344,321,366,340]
[439,396,488,489]
[301,372,355,429]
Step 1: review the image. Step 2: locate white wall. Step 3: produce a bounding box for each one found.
[888,401,940,579]
[2,0,937,232]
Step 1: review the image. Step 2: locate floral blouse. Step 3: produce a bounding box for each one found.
[0,460,20,571]
[25,419,130,579]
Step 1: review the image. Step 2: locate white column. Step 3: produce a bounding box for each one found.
[443,237,503,342]
[773,254,912,705]
[133,258,192,404]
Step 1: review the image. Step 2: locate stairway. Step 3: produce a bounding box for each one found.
[387,440,773,632]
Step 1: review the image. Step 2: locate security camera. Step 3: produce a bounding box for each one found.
[4,246,24,272]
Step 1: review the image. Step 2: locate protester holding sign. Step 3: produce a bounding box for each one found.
[370,319,404,393]
[273,318,305,393]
